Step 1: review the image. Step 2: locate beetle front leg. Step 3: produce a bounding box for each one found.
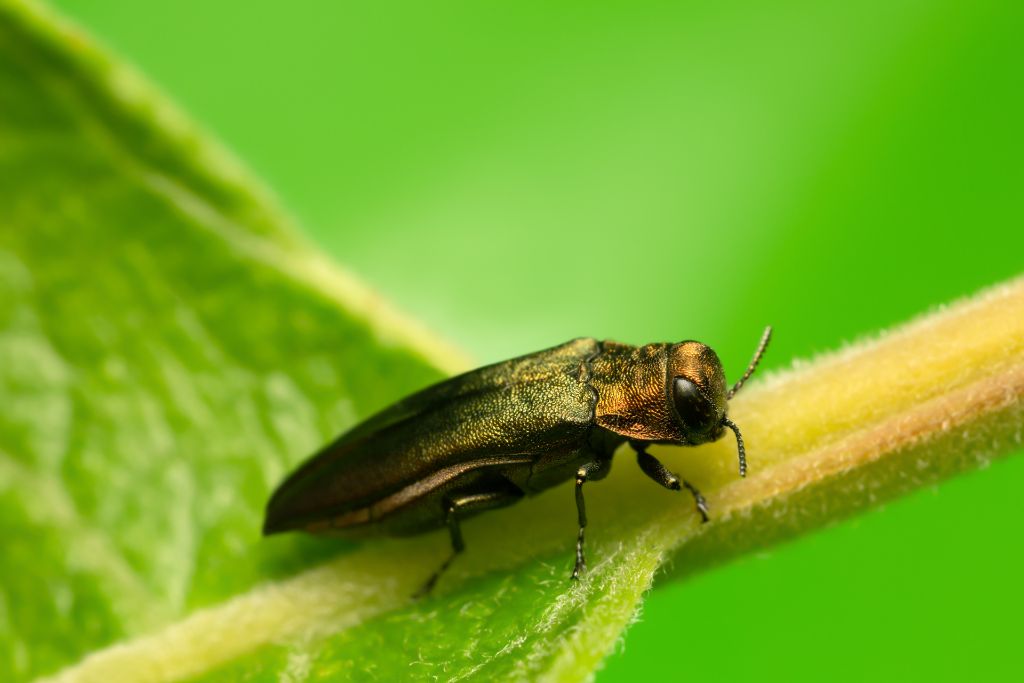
[571,459,609,581]
[635,447,709,522]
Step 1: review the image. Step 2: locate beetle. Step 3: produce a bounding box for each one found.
[264,326,772,595]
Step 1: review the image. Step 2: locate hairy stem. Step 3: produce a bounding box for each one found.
[652,275,1024,580]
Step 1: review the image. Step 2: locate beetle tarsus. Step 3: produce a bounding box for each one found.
[681,480,710,523]
[414,553,456,599]
[571,527,586,580]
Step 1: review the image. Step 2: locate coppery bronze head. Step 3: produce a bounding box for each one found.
[667,327,772,476]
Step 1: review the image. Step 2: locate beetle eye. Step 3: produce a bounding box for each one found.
[672,377,716,432]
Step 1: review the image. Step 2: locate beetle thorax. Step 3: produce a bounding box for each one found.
[589,342,686,442]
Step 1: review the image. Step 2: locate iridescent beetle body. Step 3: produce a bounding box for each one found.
[264,328,771,594]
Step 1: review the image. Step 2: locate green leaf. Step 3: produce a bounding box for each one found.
[3,2,1023,683]
[0,0,461,678]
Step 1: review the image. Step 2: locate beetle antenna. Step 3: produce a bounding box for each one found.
[727,325,772,399]
[722,417,747,477]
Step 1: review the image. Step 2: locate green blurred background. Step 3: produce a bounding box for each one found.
[52,0,1023,680]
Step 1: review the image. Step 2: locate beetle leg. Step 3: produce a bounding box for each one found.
[571,459,609,581]
[413,485,523,598]
[635,448,709,522]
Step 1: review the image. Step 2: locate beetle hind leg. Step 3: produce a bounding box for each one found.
[413,482,523,598]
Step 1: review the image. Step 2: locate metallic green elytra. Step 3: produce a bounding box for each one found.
[264,327,772,594]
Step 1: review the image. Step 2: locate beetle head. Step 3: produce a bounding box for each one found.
[667,326,772,477]
[667,341,728,445]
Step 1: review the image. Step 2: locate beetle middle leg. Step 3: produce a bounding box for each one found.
[571,458,611,581]
[634,446,709,522]
[413,480,523,598]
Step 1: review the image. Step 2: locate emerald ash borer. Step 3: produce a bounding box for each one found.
[264,326,772,594]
